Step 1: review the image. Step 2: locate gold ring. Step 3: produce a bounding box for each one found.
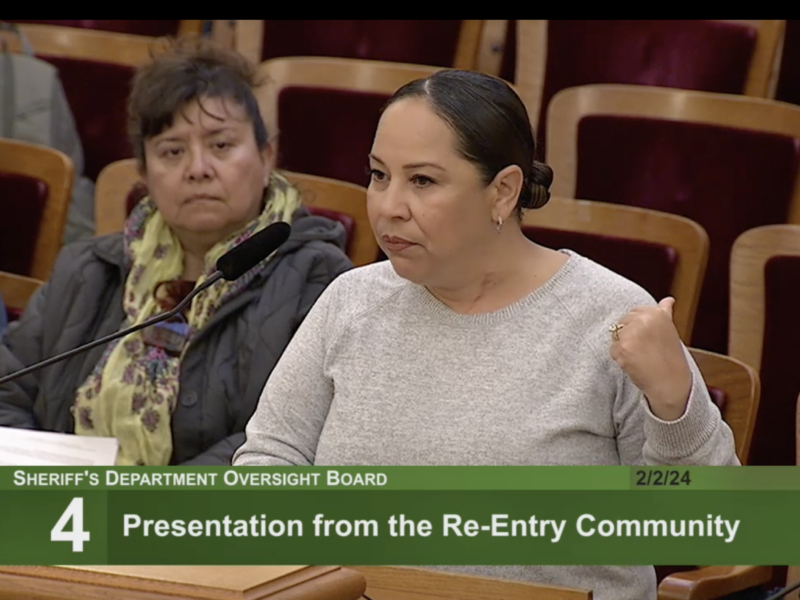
[609,323,624,342]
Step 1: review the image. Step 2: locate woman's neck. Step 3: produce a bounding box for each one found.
[182,251,206,281]
[177,231,224,280]
[426,229,568,315]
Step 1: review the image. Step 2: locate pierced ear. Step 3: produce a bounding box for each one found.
[491,165,524,220]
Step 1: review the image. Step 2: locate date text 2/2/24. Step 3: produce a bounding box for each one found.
[634,470,691,487]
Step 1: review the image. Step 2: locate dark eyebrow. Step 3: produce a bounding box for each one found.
[153,126,237,145]
[153,136,184,145]
[202,126,238,137]
[403,162,445,171]
[368,154,445,171]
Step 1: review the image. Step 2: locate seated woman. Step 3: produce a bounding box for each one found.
[0,40,353,466]
[232,70,738,599]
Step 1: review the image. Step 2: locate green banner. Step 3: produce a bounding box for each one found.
[1,466,800,566]
[5,465,800,490]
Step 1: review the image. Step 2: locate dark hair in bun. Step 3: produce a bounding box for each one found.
[384,69,553,217]
[521,160,553,210]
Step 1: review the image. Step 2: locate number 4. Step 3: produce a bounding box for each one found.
[51,497,91,552]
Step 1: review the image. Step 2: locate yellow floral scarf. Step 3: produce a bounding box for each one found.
[73,173,301,466]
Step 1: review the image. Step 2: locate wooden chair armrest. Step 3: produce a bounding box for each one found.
[0,272,45,313]
[658,566,772,600]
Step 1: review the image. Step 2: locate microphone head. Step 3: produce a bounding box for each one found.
[216,221,291,280]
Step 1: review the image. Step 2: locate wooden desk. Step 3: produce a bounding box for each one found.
[0,565,366,600]
[351,566,591,600]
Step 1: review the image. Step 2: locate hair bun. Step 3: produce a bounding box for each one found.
[521,160,553,209]
[530,160,553,188]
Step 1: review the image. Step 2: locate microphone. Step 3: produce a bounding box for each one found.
[0,221,291,386]
[217,222,290,280]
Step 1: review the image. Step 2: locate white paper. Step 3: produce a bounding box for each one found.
[0,426,118,466]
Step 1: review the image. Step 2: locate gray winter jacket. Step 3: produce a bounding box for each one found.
[0,210,353,465]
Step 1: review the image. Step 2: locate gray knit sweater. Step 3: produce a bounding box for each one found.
[234,252,739,599]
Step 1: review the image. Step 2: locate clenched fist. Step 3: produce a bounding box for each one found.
[609,297,692,421]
